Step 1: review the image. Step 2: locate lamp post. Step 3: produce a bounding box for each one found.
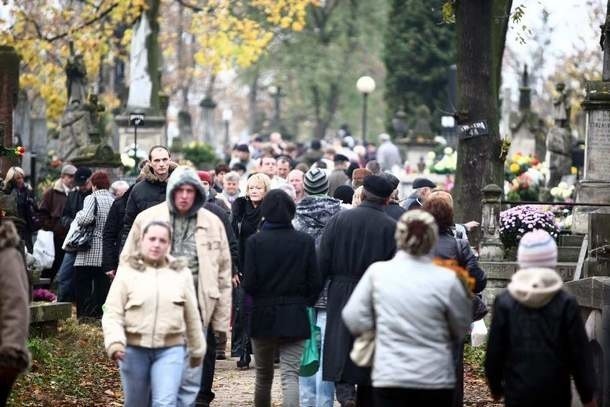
[222,108,232,151]
[356,76,375,143]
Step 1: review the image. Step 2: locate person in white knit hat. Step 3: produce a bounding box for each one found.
[485,230,597,407]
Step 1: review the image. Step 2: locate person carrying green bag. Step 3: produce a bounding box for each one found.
[300,308,321,377]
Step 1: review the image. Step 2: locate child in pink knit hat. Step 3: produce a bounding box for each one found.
[485,230,597,407]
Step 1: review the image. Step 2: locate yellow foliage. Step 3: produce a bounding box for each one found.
[7,0,316,125]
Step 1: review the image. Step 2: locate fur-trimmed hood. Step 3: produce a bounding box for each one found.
[141,161,178,184]
[126,253,187,272]
[0,220,20,250]
[53,178,71,194]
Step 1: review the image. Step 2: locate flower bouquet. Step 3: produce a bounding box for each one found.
[505,153,540,181]
[550,182,575,203]
[499,205,559,249]
[32,288,57,303]
[431,147,457,175]
[506,172,539,202]
[0,145,25,157]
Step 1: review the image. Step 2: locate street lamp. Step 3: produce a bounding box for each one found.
[222,108,233,150]
[356,76,375,143]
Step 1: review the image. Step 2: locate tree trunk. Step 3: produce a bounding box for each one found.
[0,46,20,176]
[146,0,162,115]
[453,0,511,243]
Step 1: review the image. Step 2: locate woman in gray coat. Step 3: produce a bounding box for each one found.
[73,170,114,320]
[342,210,472,407]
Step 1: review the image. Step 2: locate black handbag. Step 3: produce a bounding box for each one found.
[65,198,97,252]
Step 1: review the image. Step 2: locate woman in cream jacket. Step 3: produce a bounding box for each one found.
[102,220,205,407]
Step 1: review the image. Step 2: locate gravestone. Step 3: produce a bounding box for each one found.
[58,46,121,167]
[396,105,438,171]
[546,82,573,188]
[572,81,610,234]
[507,65,546,160]
[116,10,166,158]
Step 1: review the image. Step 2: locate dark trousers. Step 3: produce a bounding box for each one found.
[452,341,464,407]
[336,382,374,406]
[41,239,65,282]
[74,266,110,319]
[0,375,17,406]
[198,329,217,404]
[231,286,251,360]
[373,387,454,407]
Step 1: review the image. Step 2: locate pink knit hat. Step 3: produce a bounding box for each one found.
[517,230,558,269]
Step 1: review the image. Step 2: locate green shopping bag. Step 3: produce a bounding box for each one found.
[299,307,321,377]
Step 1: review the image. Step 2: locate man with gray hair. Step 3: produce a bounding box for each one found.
[109,180,129,198]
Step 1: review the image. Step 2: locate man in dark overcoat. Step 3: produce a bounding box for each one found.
[318,175,397,407]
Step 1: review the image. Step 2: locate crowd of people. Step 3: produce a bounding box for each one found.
[0,131,599,407]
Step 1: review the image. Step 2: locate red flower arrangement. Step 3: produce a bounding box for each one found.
[433,258,475,297]
[0,145,25,157]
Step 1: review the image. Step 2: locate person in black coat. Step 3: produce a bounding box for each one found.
[382,173,406,221]
[318,175,397,407]
[121,148,177,245]
[101,183,133,277]
[423,191,487,407]
[242,189,322,407]
[230,173,271,369]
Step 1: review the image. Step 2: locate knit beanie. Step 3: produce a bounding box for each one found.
[517,230,558,269]
[261,189,296,224]
[304,168,329,195]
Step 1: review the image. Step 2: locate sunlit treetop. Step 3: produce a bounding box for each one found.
[0,0,317,122]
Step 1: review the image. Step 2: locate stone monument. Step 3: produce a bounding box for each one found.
[116,7,167,162]
[564,6,610,406]
[546,82,573,188]
[58,46,120,167]
[507,65,546,160]
[396,105,438,171]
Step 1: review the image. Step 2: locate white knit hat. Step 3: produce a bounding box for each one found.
[517,230,558,269]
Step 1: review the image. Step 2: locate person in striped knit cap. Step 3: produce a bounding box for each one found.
[485,229,597,407]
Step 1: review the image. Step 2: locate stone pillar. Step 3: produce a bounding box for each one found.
[572,82,610,234]
[564,277,610,407]
[479,184,504,261]
[0,46,20,176]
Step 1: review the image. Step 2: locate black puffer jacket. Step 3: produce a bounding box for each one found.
[231,197,262,272]
[102,185,133,272]
[431,229,486,294]
[60,188,90,229]
[122,162,177,243]
[485,288,596,407]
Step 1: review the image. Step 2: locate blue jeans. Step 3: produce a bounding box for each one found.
[299,310,335,407]
[120,345,186,407]
[177,329,206,407]
[56,252,75,302]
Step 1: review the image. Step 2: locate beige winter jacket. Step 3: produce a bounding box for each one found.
[102,255,205,362]
[121,202,232,333]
